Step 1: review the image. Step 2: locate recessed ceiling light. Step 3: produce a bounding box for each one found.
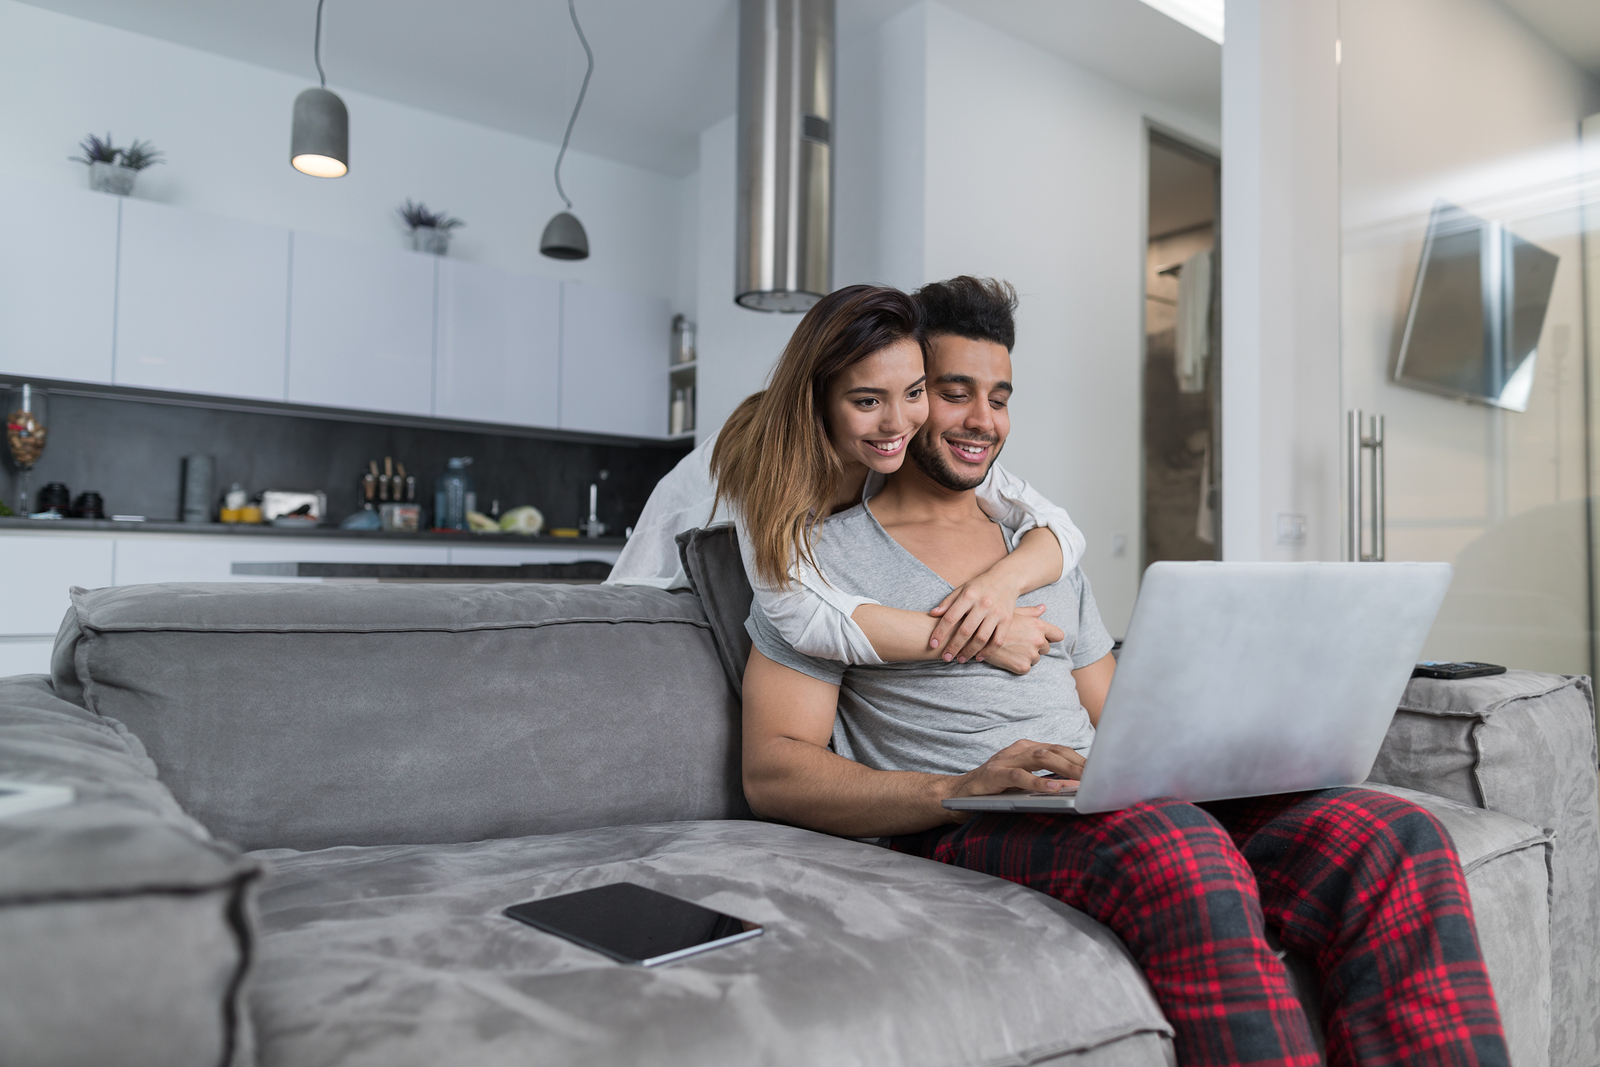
[1137,0,1224,44]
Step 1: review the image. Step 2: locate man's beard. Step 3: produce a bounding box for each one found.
[908,429,1002,491]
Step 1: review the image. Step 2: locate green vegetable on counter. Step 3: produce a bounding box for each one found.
[499,505,544,536]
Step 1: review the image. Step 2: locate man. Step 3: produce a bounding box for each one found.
[740,276,1508,1067]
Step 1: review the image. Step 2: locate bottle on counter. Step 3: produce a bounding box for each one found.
[433,457,475,531]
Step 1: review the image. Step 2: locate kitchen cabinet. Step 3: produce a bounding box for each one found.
[0,532,114,635]
[0,176,118,385]
[115,198,290,401]
[288,232,436,416]
[435,260,560,427]
[558,283,670,437]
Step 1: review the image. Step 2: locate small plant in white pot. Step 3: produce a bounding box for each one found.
[399,200,465,256]
[70,133,163,196]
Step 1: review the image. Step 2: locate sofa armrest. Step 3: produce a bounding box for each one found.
[0,674,262,1067]
[1367,671,1599,1067]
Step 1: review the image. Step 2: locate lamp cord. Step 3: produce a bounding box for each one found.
[554,0,593,212]
[313,0,328,88]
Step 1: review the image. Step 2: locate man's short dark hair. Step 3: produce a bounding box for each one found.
[913,276,1018,351]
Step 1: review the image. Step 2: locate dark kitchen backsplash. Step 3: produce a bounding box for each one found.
[7,391,693,531]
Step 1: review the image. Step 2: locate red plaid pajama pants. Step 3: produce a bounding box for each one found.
[890,787,1508,1067]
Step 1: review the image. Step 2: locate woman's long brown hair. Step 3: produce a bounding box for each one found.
[711,284,924,589]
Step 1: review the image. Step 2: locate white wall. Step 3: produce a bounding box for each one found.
[692,115,805,439]
[834,2,929,292]
[0,0,688,307]
[1219,0,1342,564]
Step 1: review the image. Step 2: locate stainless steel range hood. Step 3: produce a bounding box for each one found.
[735,0,835,312]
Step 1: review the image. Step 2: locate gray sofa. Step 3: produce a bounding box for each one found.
[1,542,1596,1066]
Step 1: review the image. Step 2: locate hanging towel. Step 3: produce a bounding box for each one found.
[1196,437,1215,545]
[1175,248,1213,394]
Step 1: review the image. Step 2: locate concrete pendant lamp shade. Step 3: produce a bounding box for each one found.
[291,88,349,178]
[540,212,590,260]
[542,0,594,261]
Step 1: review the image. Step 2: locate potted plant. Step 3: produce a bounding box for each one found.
[70,133,164,196]
[398,200,465,256]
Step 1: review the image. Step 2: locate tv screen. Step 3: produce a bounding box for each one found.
[1393,201,1558,412]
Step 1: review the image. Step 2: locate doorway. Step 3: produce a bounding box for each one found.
[1144,131,1221,568]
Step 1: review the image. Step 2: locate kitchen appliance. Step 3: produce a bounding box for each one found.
[71,492,105,520]
[380,503,420,532]
[735,0,835,310]
[37,482,70,516]
[260,490,327,524]
[180,455,215,524]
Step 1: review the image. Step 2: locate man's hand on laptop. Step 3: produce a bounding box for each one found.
[942,739,1086,813]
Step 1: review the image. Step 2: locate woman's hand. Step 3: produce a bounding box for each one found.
[973,606,1065,675]
[928,571,1026,662]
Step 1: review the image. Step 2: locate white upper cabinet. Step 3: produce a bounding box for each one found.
[559,282,669,437]
[115,198,290,400]
[0,177,118,385]
[435,259,560,427]
[287,232,436,416]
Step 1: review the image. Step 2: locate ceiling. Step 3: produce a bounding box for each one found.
[941,0,1220,132]
[1499,0,1600,77]
[17,0,1221,176]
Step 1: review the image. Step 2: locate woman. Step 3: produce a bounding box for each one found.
[609,284,1083,672]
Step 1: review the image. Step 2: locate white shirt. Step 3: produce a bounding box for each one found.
[607,432,1087,665]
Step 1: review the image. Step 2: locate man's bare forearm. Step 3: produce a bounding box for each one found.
[744,735,956,838]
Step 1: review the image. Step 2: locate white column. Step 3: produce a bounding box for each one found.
[1220,0,1343,561]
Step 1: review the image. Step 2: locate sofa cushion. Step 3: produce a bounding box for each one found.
[58,582,747,852]
[0,674,260,1067]
[248,820,1173,1067]
[1367,671,1598,1067]
[677,525,754,695]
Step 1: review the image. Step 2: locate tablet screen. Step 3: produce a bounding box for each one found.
[504,882,762,966]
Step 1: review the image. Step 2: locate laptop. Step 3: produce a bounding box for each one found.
[943,561,1452,815]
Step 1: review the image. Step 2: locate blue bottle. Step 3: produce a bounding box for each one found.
[433,457,475,530]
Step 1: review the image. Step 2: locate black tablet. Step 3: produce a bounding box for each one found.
[503,882,763,967]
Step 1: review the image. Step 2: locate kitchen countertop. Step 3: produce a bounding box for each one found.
[231,561,612,581]
[0,516,630,547]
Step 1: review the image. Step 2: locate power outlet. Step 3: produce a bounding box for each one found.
[1275,513,1307,546]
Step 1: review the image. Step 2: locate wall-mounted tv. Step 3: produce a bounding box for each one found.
[1393,201,1559,412]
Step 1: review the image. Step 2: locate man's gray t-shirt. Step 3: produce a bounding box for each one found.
[746,501,1114,776]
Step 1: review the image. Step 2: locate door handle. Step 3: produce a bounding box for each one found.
[1347,410,1385,561]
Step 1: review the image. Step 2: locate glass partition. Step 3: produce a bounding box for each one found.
[1339,0,1598,677]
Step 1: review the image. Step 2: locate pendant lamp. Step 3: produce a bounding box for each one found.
[541,0,593,260]
[291,0,348,178]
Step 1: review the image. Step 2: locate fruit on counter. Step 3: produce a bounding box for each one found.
[499,505,545,535]
[466,511,499,533]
